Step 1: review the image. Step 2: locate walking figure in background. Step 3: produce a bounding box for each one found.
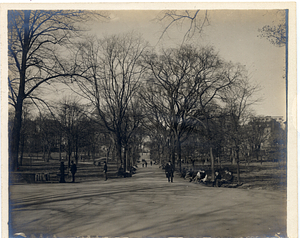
[170,162,174,182]
[145,161,148,167]
[165,161,174,182]
[150,161,152,166]
[103,161,108,181]
[59,161,65,183]
[70,160,77,183]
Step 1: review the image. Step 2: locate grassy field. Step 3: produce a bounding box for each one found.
[13,152,287,193]
[12,152,120,183]
[177,160,286,192]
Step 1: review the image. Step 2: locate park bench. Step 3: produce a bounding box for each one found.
[35,172,50,182]
[11,172,51,183]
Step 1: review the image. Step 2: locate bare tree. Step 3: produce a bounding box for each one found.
[140,91,171,166]
[73,33,147,171]
[156,10,209,43]
[246,117,271,165]
[57,97,88,167]
[142,45,242,175]
[18,103,34,166]
[8,10,108,171]
[35,113,58,162]
[221,78,260,184]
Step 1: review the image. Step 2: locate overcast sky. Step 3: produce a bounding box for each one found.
[100,10,285,117]
[53,9,286,119]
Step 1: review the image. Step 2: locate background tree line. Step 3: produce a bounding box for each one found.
[8,10,286,183]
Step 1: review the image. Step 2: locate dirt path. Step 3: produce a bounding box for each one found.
[10,165,286,237]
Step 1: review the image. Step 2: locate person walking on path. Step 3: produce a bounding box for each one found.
[103,161,108,181]
[165,161,174,182]
[170,161,174,182]
[59,162,66,183]
[70,160,77,183]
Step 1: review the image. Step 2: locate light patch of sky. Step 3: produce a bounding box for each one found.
[49,9,286,120]
[199,10,286,119]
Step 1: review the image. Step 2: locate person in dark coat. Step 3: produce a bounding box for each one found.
[103,161,108,181]
[213,170,222,187]
[165,161,174,182]
[170,162,174,182]
[221,169,234,184]
[59,162,66,183]
[70,160,77,183]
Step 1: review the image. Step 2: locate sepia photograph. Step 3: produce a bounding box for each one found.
[2,2,297,238]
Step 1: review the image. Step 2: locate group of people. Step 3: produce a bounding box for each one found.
[59,160,108,183]
[142,160,154,167]
[59,159,233,186]
[213,169,233,187]
[181,167,234,187]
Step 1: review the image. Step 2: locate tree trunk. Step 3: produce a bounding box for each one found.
[217,157,221,169]
[210,147,215,181]
[42,144,46,161]
[158,143,161,165]
[123,147,127,176]
[107,146,110,164]
[36,143,39,160]
[236,147,241,185]
[256,150,259,162]
[171,136,176,166]
[74,135,79,165]
[91,144,95,161]
[231,149,236,164]
[160,142,165,165]
[177,138,182,172]
[116,139,122,169]
[59,135,62,161]
[68,138,72,167]
[129,147,132,169]
[192,160,195,171]
[47,144,51,162]
[68,151,71,168]
[237,160,240,184]
[11,105,23,171]
[19,133,25,166]
[10,11,31,172]
[75,143,79,165]
[171,148,176,167]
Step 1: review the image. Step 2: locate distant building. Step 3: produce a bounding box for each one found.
[260,116,286,130]
[250,115,286,150]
